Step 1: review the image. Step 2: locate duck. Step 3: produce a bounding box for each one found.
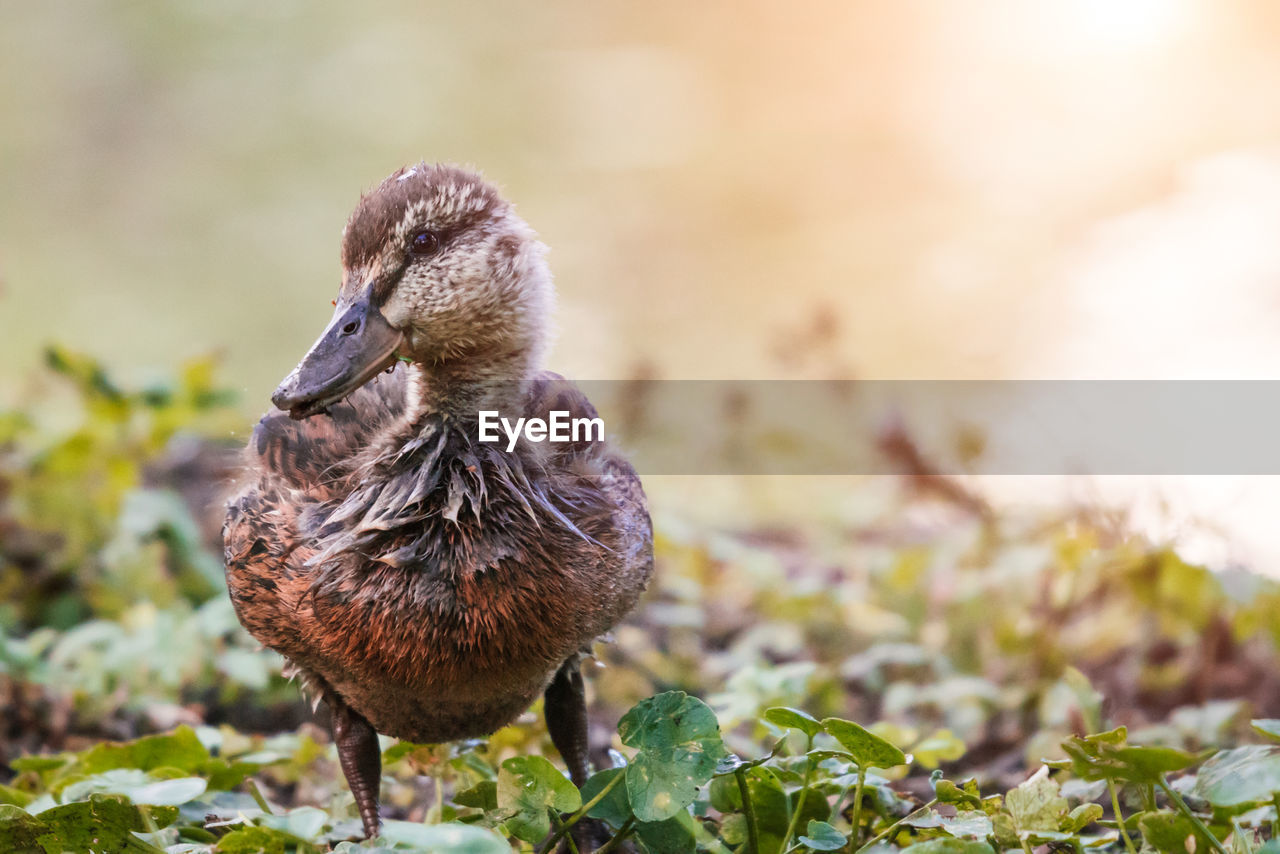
[222,163,653,841]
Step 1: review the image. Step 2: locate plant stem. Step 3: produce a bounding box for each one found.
[779,737,815,853]
[735,766,760,854]
[548,810,580,854]
[846,766,866,852]
[595,817,636,854]
[246,778,273,815]
[1156,776,1228,854]
[1107,779,1138,854]
[855,800,937,854]
[536,771,626,854]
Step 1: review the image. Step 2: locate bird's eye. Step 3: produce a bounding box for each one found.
[409,230,440,256]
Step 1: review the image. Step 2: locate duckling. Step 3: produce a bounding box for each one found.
[223,164,653,840]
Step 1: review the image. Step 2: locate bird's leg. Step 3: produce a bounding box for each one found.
[327,692,383,839]
[545,656,612,852]
[544,656,591,787]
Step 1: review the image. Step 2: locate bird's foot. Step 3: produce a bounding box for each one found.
[558,816,615,853]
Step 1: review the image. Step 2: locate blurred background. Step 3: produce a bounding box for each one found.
[5,1,1280,575]
[6,3,1280,844]
[8,0,1280,386]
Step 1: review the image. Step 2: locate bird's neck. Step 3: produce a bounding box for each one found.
[403,353,534,425]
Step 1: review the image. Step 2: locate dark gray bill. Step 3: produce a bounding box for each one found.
[271,295,404,420]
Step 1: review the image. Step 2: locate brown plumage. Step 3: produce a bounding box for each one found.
[222,164,653,840]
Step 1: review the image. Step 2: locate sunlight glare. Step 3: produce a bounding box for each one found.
[1051,0,1195,55]
[975,0,1199,61]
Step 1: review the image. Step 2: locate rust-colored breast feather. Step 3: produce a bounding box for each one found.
[223,368,653,743]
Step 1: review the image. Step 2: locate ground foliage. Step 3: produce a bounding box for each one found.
[3,350,1280,852]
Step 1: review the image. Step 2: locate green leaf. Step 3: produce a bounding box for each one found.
[711,763,811,851]
[805,749,854,766]
[454,780,498,811]
[907,809,994,839]
[496,755,581,842]
[1062,802,1103,833]
[258,806,329,841]
[1020,829,1073,845]
[582,768,632,828]
[1195,745,1280,807]
[790,782,833,828]
[9,757,69,776]
[34,794,168,854]
[902,839,995,853]
[911,730,966,769]
[737,766,791,850]
[0,784,33,808]
[719,813,748,846]
[215,825,299,854]
[1111,746,1199,778]
[820,718,907,769]
[201,758,262,792]
[715,753,749,775]
[990,812,1018,849]
[1137,810,1200,853]
[763,707,824,739]
[375,821,510,853]
[1004,773,1067,833]
[619,692,727,822]
[59,769,206,807]
[798,819,846,850]
[714,744,790,776]
[1058,728,1198,783]
[635,809,697,854]
[0,804,47,854]
[1252,719,1280,743]
[77,726,210,775]
[709,774,742,813]
[933,778,982,809]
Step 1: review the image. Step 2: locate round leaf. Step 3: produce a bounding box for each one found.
[124,776,208,807]
[377,821,510,853]
[1004,775,1067,834]
[798,819,846,851]
[1195,745,1280,807]
[582,768,632,828]
[1138,811,1202,853]
[32,795,167,853]
[78,726,210,774]
[497,755,581,842]
[902,839,995,853]
[635,810,697,854]
[619,692,727,822]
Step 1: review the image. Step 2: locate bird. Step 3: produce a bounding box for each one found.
[222,163,653,840]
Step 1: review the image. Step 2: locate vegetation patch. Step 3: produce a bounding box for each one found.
[4,350,1280,851]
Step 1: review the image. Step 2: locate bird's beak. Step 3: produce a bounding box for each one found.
[271,294,405,420]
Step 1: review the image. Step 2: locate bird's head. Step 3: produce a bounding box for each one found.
[272,164,553,419]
